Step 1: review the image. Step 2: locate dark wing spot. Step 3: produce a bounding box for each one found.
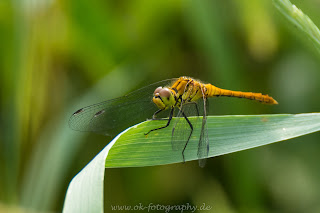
[94,110,105,117]
[73,108,84,115]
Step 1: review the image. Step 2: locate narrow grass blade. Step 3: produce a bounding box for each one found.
[62,130,127,213]
[63,113,320,212]
[106,113,320,167]
[273,0,320,51]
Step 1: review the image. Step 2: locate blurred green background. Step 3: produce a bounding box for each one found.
[1,0,320,212]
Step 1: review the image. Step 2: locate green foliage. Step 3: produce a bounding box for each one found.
[106,113,320,167]
[63,113,320,212]
[1,0,320,212]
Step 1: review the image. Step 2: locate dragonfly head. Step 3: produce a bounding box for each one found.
[153,87,175,110]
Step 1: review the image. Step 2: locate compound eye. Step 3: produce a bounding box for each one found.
[154,87,162,95]
[159,88,171,98]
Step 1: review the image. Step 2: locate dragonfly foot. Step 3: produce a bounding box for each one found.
[182,152,186,163]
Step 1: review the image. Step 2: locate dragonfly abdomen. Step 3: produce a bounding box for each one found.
[205,84,278,104]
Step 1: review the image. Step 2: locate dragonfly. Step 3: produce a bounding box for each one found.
[69,76,278,167]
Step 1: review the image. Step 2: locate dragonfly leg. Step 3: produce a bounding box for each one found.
[152,109,163,119]
[181,111,193,163]
[144,108,174,135]
[148,109,171,121]
[146,109,168,121]
[171,101,199,138]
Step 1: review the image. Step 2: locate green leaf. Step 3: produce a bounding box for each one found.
[63,131,125,213]
[63,113,320,213]
[105,113,320,167]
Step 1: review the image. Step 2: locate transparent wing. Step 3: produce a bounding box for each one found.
[69,79,177,136]
[171,82,209,166]
[171,83,201,157]
[197,97,209,168]
[171,103,200,152]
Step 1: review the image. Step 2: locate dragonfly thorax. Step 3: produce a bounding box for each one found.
[152,86,176,110]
